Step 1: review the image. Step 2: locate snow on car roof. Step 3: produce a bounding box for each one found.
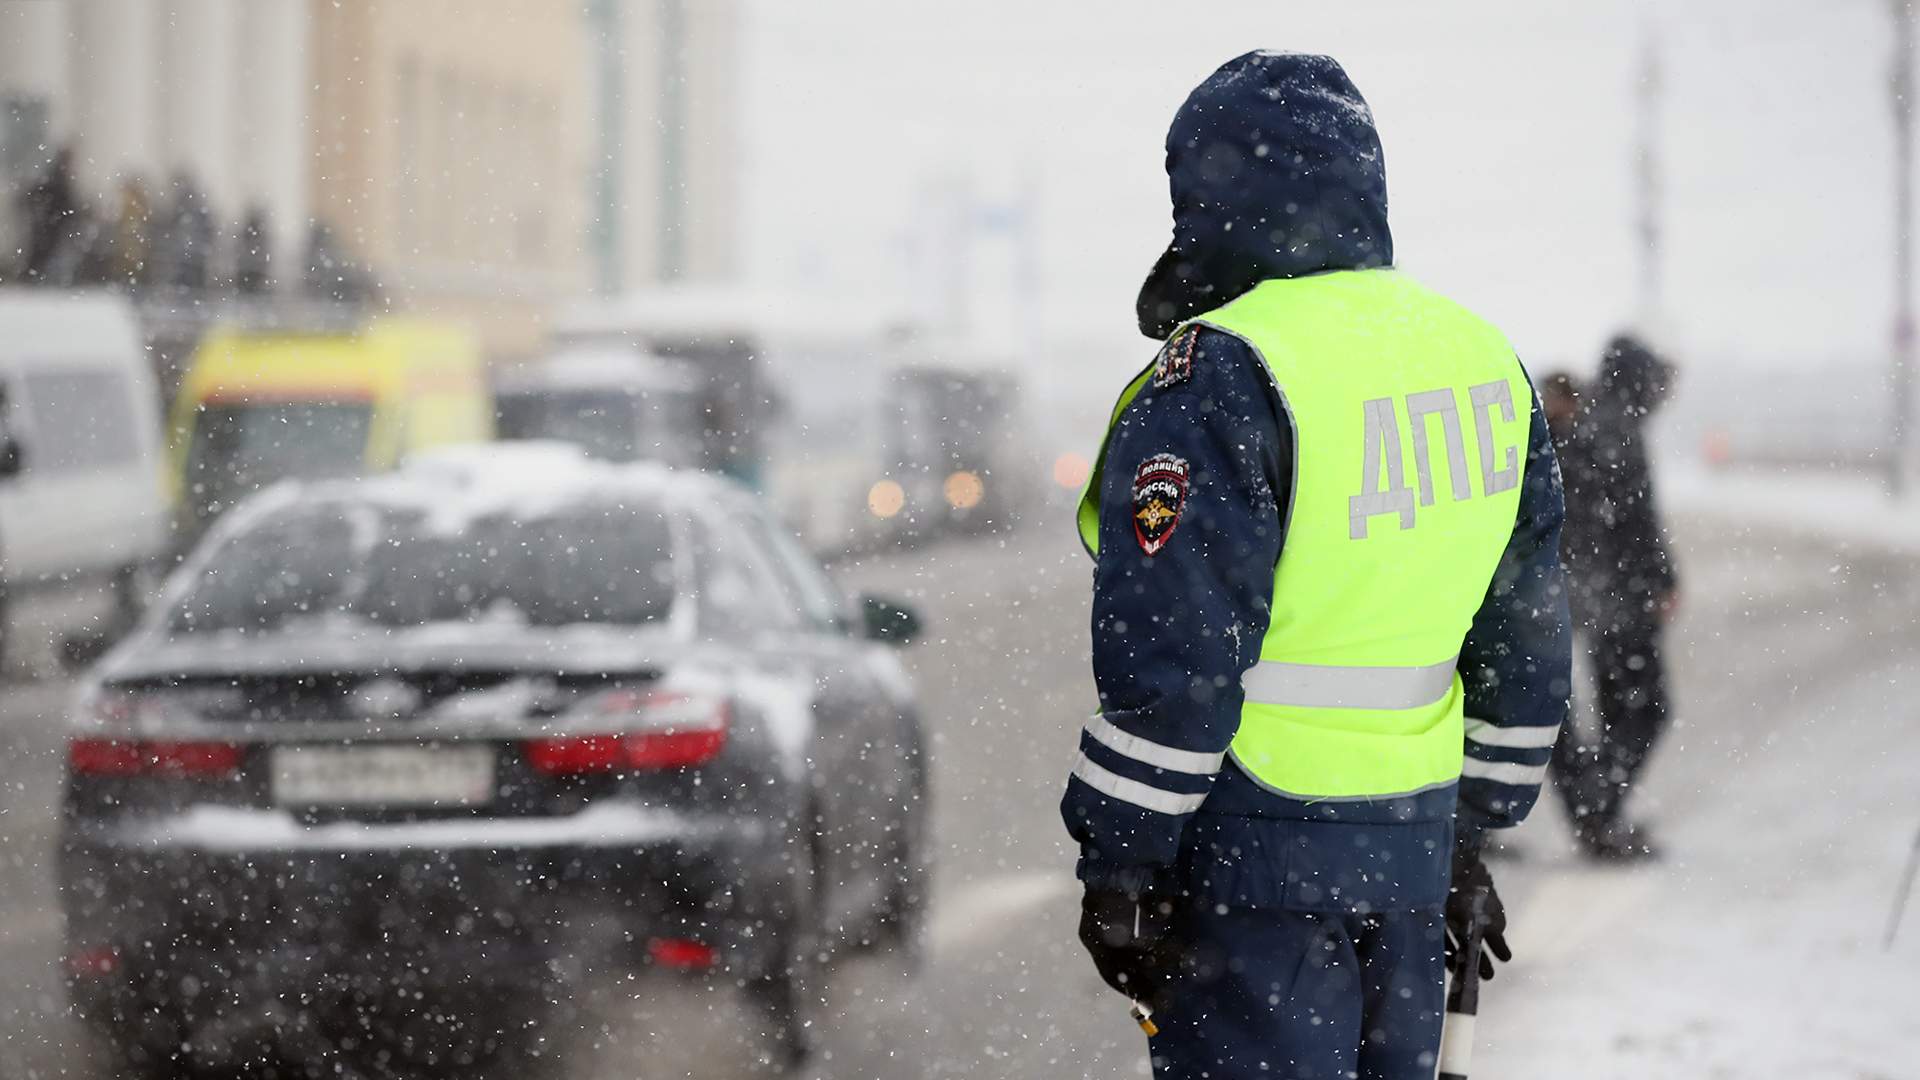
[213,442,748,540]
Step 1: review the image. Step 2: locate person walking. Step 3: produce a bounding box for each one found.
[15,147,82,282]
[1548,334,1679,861]
[1059,52,1573,1079]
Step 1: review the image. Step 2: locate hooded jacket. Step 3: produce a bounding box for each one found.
[1136,52,1392,340]
[1061,53,1570,911]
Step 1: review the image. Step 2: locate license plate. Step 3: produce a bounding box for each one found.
[270,744,497,808]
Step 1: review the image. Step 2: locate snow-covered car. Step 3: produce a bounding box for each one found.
[58,444,929,1076]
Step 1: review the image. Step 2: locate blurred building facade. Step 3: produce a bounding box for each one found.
[308,0,739,355]
[307,0,595,356]
[604,0,741,290]
[1,0,740,360]
[0,0,310,274]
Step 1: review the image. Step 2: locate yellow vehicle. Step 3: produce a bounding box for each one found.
[170,319,491,536]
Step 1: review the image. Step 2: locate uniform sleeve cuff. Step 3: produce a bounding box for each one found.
[1453,816,1492,856]
[1075,857,1168,899]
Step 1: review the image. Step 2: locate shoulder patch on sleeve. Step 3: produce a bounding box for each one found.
[1132,453,1190,555]
[1151,327,1198,390]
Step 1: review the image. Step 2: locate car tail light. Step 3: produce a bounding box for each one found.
[647,937,716,969]
[524,691,729,775]
[65,945,120,978]
[68,738,246,778]
[524,734,625,774]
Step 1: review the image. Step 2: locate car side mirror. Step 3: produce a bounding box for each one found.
[860,594,922,647]
[0,436,24,479]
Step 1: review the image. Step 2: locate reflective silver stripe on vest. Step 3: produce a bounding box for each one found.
[1464,716,1562,749]
[1070,754,1210,815]
[1241,655,1459,711]
[1460,758,1550,786]
[1084,714,1225,775]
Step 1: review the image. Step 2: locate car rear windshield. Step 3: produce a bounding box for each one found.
[167,499,678,635]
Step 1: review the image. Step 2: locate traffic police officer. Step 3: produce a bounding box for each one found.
[1061,53,1571,1079]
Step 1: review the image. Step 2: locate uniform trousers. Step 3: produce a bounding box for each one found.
[1149,902,1446,1080]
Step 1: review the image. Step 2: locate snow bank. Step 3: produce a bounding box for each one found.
[1477,617,1920,1075]
[1668,462,1920,556]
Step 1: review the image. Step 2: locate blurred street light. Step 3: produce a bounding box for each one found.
[590,0,623,296]
[1890,0,1916,495]
[1634,18,1663,331]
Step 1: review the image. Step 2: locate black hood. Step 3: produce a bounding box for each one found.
[1595,333,1675,414]
[1136,52,1393,339]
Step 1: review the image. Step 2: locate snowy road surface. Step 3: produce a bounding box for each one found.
[0,501,1916,1077]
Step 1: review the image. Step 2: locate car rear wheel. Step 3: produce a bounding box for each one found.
[743,812,823,1072]
[466,984,576,1080]
[869,751,930,965]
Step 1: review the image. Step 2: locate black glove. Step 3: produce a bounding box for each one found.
[1446,841,1513,981]
[1078,886,1181,1005]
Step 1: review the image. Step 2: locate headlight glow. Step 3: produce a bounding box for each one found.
[944,471,985,510]
[868,479,906,518]
[1053,452,1091,489]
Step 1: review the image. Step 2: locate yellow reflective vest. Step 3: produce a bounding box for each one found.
[1078,270,1533,799]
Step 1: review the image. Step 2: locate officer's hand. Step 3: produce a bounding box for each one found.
[1446,843,1512,981]
[1078,886,1180,1005]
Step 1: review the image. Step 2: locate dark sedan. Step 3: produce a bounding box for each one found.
[60,445,928,1076]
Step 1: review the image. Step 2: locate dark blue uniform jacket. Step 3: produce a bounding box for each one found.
[1061,52,1571,913]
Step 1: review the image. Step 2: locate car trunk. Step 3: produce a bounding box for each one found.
[62,665,749,825]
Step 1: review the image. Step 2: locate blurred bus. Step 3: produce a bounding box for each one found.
[558,288,898,554]
[493,346,705,469]
[169,319,490,540]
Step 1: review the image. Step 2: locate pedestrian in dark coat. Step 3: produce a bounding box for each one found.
[150,171,216,292]
[1549,333,1679,860]
[17,147,82,282]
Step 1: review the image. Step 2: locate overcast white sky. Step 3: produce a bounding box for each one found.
[742,1,1897,382]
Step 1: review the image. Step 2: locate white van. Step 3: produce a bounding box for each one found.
[0,291,168,661]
